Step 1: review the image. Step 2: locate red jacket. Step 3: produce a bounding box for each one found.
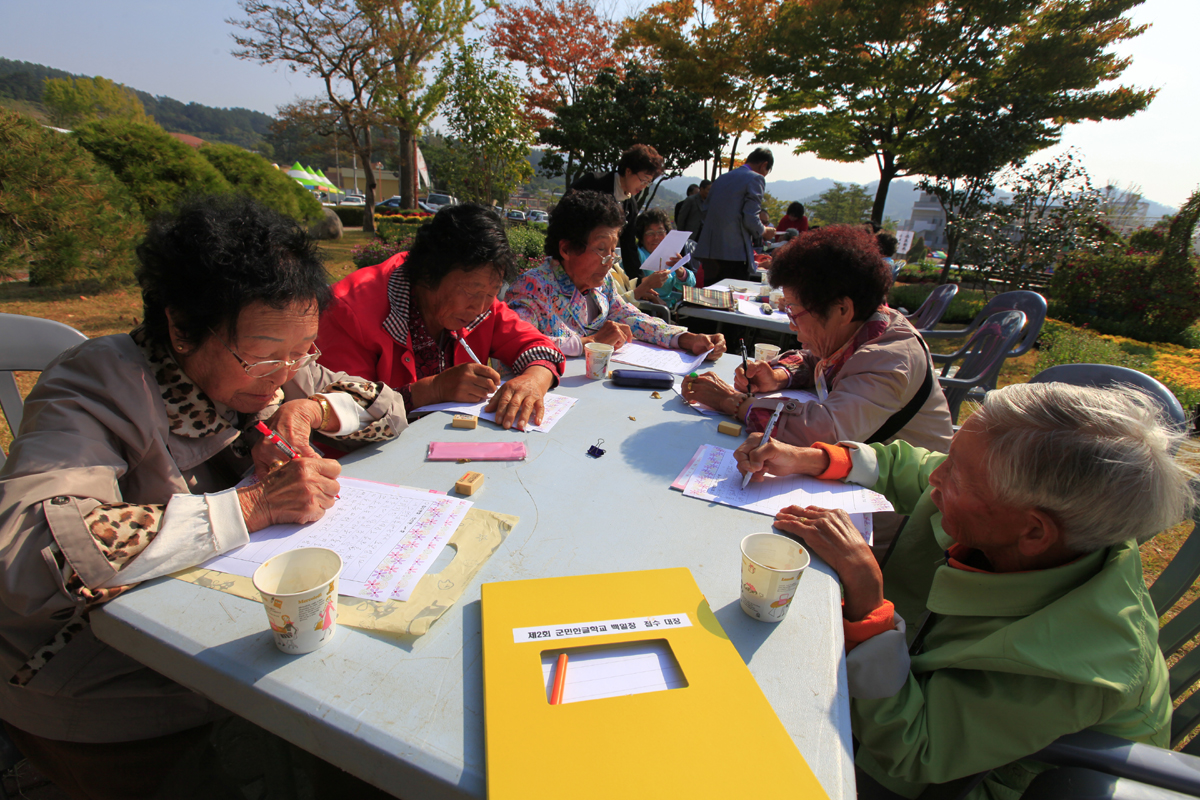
[316,253,564,390]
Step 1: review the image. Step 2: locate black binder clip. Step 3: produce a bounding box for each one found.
[586,439,606,458]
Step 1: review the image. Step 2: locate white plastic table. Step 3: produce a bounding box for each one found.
[676,278,796,335]
[91,354,855,799]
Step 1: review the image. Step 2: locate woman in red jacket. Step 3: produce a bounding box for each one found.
[317,204,565,431]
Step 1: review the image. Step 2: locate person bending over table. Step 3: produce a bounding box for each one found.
[635,208,695,309]
[735,382,1193,800]
[0,196,407,798]
[506,189,725,359]
[569,143,663,278]
[316,203,565,431]
[682,224,951,453]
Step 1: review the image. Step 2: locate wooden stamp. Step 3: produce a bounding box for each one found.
[455,471,484,496]
[717,421,743,437]
[452,414,478,429]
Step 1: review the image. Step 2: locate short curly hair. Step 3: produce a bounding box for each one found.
[136,194,331,351]
[768,224,890,321]
[617,144,664,178]
[635,209,672,247]
[545,190,625,260]
[876,231,898,257]
[404,203,516,290]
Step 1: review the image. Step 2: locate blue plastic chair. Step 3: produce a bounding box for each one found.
[904,283,959,331]
[1030,364,1187,433]
[932,310,1027,422]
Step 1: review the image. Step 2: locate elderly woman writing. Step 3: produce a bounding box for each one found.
[316,204,564,431]
[735,382,1194,799]
[683,225,951,453]
[0,196,406,797]
[506,190,725,359]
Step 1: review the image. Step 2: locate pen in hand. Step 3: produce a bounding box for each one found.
[455,331,483,365]
[742,401,785,489]
[255,421,299,461]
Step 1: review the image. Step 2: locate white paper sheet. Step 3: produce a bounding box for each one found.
[611,341,710,375]
[640,229,694,272]
[681,445,889,542]
[202,478,472,601]
[670,382,723,415]
[409,391,577,433]
[735,297,791,321]
[760,388,821,404]
[540,640,688,705]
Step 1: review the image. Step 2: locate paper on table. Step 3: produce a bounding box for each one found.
[640,229,694,272]
[202,478,472,602]
[670,382,722,416]
[410,391,577,433]
[540,640,687,705]
[681,445,888,541]
[735,297,790,321]
[760,388,820,404]
[612,341,710,375]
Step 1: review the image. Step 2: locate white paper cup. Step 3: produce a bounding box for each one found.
[252,547,343,654]
[584,342,614,380]
[754,343,781,363]
[740,533,810,622]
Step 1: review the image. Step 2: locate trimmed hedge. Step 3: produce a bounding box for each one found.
[377,219,423,244]
[333,206,364,227]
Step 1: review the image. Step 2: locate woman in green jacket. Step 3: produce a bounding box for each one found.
[735,382,1195,800]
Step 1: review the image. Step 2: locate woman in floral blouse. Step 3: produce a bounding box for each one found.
[506,190,725,360]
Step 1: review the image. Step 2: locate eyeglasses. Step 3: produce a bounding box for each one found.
[211,331,321,378]
[589,248,619,267]
[784,304,810,324]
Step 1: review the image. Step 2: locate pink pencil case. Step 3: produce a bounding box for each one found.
[427,441,527,461]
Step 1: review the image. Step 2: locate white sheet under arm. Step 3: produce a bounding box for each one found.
[100,487,250,587]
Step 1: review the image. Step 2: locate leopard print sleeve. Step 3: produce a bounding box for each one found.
[322,379,398,443]
[82,502,167,573]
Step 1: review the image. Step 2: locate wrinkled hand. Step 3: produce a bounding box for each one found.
[734,360,788,394]
[485,367,553,431]
[640,269,669,290]
[583,320,633,348]
[773,505,882,621]
[239,457,343,532]
[681,371,739,415]
[678,332,725,360]
[433,362,501,404]
[633,282,663,304]
[753,252,772,266]
[252,400,323,478]
[733,434,826,482]
[762,226,777,241]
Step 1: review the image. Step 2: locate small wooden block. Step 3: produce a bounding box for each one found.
[455,471,484,495]
[452,414,478,429]
[717,421,743,436]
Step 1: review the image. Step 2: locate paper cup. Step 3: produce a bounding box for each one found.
[252,547,343,654]
[740,533,810,622]
[584,342,614,380]
[754,343,781,363]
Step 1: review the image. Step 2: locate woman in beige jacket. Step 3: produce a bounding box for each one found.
[0,196,406,797]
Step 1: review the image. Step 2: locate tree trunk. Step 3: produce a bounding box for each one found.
[937,227,959,284]
[358,129,376,236]
[727,133,742,172]
[870,152,898,227]
[398,127,416,209]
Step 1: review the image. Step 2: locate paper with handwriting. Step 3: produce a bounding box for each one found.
[612,341,710,375]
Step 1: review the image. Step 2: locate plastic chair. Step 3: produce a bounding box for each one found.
[905,284,959,331]
[0,313,88,465]
[1030,364,1187,433]
[932,310,1026,421]
[923,290,1047,362]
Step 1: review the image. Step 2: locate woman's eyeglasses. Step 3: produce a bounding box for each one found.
[784,304,810,324]
[589,248,619,267]
[211,331,321,378]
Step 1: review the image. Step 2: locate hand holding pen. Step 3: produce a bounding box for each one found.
[741,401,785,488]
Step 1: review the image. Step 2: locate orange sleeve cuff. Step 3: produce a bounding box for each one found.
[843,599,895,652]
[813,441,852,481]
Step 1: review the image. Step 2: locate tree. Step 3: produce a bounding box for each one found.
[42,75,148,128]
[231,0,389,233]
[438,44,534,206]
[0,108,143,286]
[760,191,787,226]
[758,0,1156,227]
[198,142,324,223]
[537,63,723,210]
[623,0,777,178]
[486,0,622,189]
[362,0,485,209]
[806,182,872,226]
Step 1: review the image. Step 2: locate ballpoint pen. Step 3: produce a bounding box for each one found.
[255,421,299,461]
[742,401,785,489]
[455,332,483,365]
[739,338,753,397]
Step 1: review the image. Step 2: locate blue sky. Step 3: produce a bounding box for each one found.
[2,0,1196,208]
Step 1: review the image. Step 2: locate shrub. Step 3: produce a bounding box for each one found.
[0,108,144,286]
[198,143,323,223]
[73,117,231,219]
[377,219,423,244]
[351,239,406,270]
[907,235,926,263]
[333,206,364,227]
[1128,227,1166,253]
[506,225,546,261]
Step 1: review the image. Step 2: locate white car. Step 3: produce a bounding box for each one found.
[424,193,458,211]
[339,195,366,207]
[527,210,548,223]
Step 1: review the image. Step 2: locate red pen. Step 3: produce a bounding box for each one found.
[255,421,299,460]
[550,653,568,705]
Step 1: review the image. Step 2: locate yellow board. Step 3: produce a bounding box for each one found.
[481,568,829,799]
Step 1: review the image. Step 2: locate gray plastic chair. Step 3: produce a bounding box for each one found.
[932,310,1027,421]
[1030,364,1187,432]
[0,313,88,464]
[923,290,1047,362]
[904,283,959,331]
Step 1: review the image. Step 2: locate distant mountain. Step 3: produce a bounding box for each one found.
[0,57,274,151]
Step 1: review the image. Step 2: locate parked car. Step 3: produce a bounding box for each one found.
[374,197,405,214]
[527,210,548,223]
[340,195,365,207]
[424,193,458,211]
[506,209,527,223]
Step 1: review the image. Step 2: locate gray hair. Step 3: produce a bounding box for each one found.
[973,382,1196,552]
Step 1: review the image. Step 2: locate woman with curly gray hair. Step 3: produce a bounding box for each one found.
[735,381,1195,800]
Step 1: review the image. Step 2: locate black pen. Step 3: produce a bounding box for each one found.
[740,338,753,397]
